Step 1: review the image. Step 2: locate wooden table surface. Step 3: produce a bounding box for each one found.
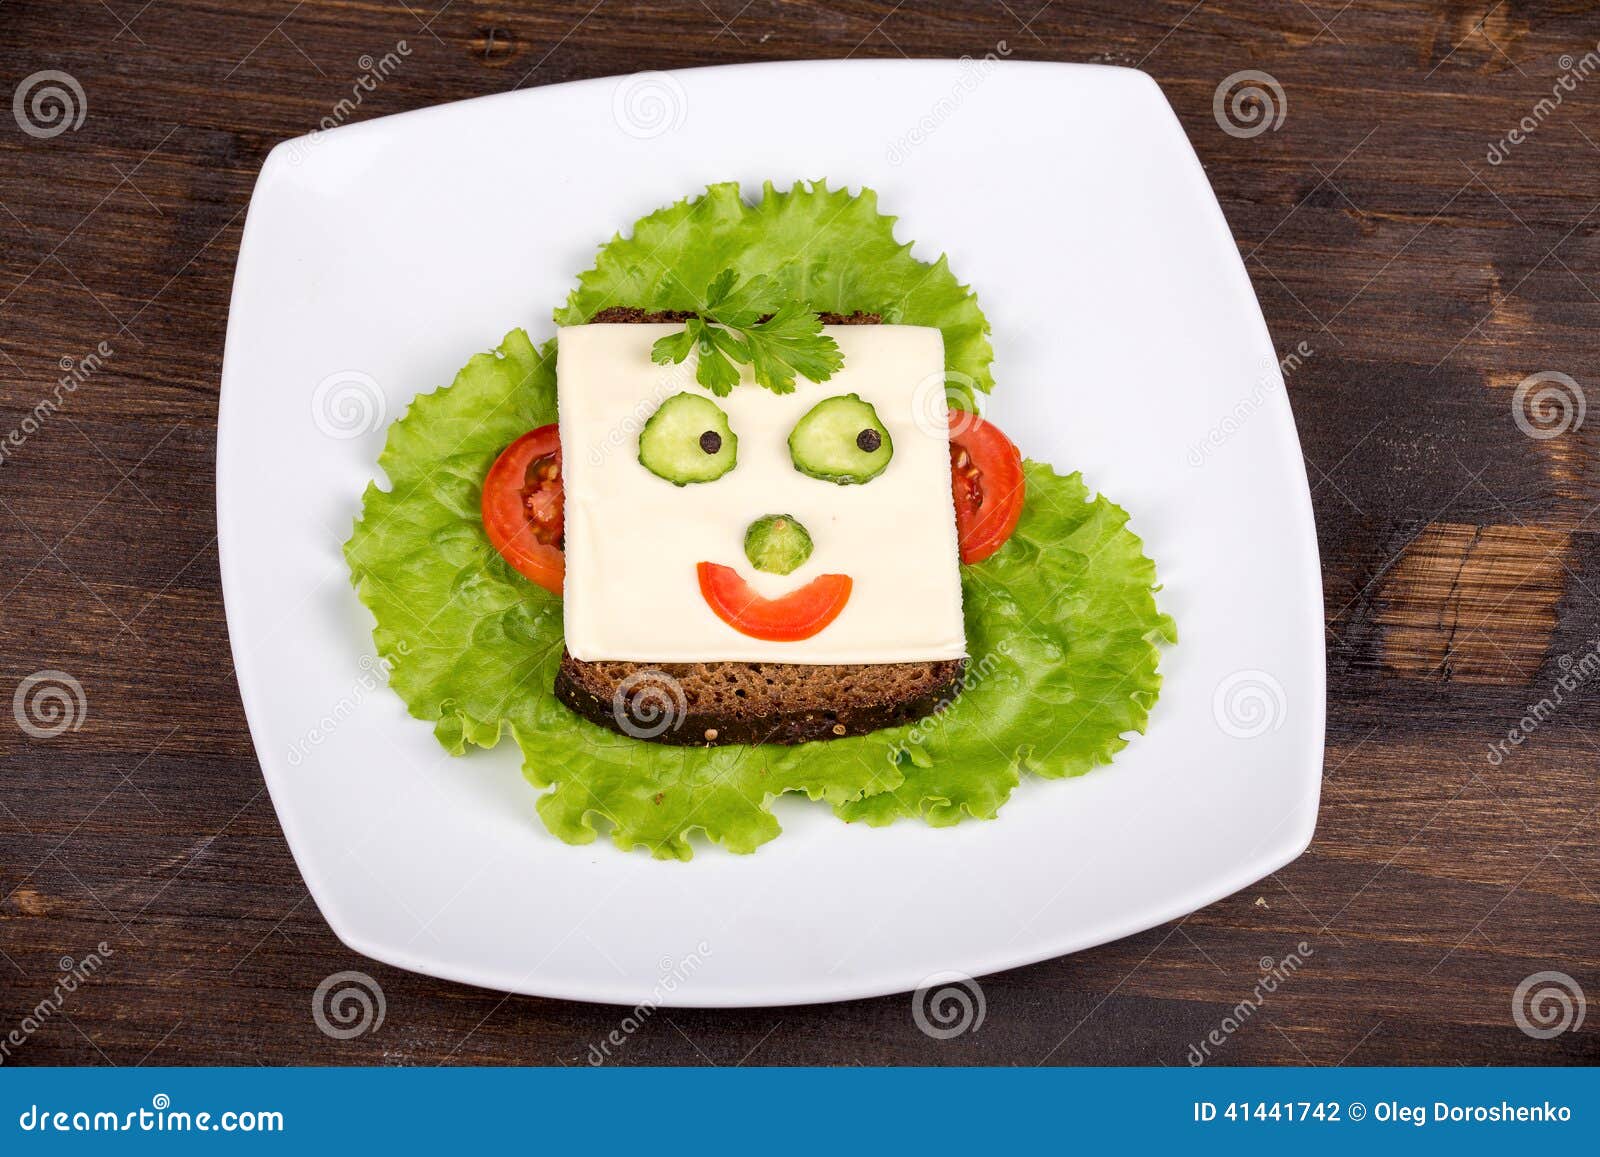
[2,0,1597,1066]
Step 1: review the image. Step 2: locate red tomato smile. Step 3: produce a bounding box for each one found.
[696,562,852,642]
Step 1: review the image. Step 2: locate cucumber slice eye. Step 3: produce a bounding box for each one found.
[639,392,738,485]
[787,393,893,484]
[744,514,814,575]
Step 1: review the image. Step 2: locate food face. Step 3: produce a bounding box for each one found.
[556,323,967,664]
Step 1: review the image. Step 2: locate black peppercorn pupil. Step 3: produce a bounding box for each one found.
[855,428,882,453]
[699,430,722,454]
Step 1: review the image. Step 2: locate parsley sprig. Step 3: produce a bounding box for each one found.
[649,269,844,396]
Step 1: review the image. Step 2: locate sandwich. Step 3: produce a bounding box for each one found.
[483,290,1022,746]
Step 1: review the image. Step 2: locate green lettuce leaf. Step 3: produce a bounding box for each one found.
[345,183,1174,858]
[831,463,1177,827]
[556,181,996,394]
[346,331,1171,856]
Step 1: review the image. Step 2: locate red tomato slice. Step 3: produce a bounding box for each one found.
[482,424,564,594]
[949,410,1025,564]
[697,562,852,642]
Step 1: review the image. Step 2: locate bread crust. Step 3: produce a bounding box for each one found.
[555,651,967,746]
[588,306,883,325]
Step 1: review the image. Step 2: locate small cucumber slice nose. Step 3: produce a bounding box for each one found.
[744,514,814,575]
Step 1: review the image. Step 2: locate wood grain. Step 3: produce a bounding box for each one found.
[1,0,1597,1066]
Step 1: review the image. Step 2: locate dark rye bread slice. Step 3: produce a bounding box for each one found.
[555,653,967,746]
[555,306,964,746]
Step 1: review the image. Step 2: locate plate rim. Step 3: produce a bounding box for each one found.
[217,57,1325,1008]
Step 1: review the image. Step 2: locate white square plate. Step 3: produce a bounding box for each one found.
[218,60,1324,1007]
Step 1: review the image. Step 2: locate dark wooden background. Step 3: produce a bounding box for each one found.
[2,0,1597,1066]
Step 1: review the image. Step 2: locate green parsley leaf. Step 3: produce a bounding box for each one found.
[649,269,842,395]
[701,268,739,310]
[744,302,845,394]
[693,325,745,395]
[649,324,698,367]
[704,269,774,329]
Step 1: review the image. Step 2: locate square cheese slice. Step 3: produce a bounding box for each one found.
[557,323,967,664]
